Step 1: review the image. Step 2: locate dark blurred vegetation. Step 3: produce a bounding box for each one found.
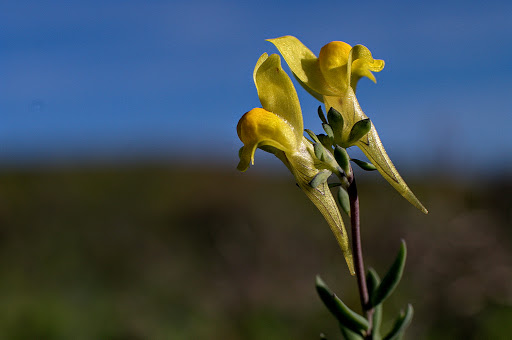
[0,164,510,340]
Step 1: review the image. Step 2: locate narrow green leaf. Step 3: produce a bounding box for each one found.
[348,118,371,145]
[351,158,377,171]
[340,326,363,340]
[366,268,380,294]
[316,276,369,335]
[337,187,350,216]
[327,107,344,132]
[318,106,328,124]
[327,107,344,145]
[383,304,413,340]
[334,146,351,174]
[366,268,382,339]
[317,134,332,148]
[314,143,325,161]
[310,170,331,188]
[322,123,334,141]
[370,241,407,308]
[313,143,348,180]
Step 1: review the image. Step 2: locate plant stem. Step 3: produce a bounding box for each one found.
[347,173,374,338]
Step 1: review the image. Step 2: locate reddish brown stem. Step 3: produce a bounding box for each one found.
[347,174,374,338]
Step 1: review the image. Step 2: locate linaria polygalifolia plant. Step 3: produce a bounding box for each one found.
[236,36,427,340]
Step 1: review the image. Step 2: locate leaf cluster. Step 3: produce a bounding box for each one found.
[316,241,412,340]
[308,107,376,217]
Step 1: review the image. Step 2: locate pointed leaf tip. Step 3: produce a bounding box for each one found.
[327,108,344,145]
[327,107,344,126]
[337,187,350,216]
[351,158,377,171]
[318,106,328,124]
[348,119,372,145]
[383,304,414,340]
[370,241,407,308]
[322,123,334,141]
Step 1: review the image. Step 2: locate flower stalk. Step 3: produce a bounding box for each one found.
[236,35,425,340]
[347,172,374,338]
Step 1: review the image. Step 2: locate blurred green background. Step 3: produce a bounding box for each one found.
[0,164,510,339]
[2,0,512,339]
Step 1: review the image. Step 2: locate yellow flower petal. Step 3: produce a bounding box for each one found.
[269,36,385,96]
[318,41,352,94]
[267,36,340,97]
[347,45,385,92]
[270,36,425,213]
[253,53,304,144]
[237,47,358,274]
[288,139,354,275]
[318,42,385,93]
[299,178,354,275]
[236,113,356,273]
[236,108,298,172]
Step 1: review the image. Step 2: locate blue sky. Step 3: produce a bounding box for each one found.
[1,0,511,174]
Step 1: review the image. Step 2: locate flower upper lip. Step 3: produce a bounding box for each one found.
[267,35,384,96]
[237,53,305,173]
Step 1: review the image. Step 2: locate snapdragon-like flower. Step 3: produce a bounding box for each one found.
[237,53,355,274]
[268,36,427,214]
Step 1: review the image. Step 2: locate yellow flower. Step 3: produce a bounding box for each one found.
[268,36,428,214]
[237,53,355,275]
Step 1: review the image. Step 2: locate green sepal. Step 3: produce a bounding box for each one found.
[327,107,344,145]
[312,143,346,180]
[351,158,377,171]
[383,304,413,340]
[347,118,371,145]
[318,106,328,125]
[314,142,326,161]
[334,146,351,175]
[340,326,363,340]
[322,123,335,142]
[317,134,333,149]
[370,241,407,308]
[337,187,350,216]
[316,276,369,335]
[327,107,344,132]
[310,170,332,188]
[366,268,382,339]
